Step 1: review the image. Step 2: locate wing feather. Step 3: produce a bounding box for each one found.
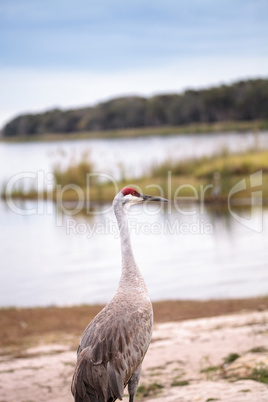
[72,297,153,401]
[107,361,124,400]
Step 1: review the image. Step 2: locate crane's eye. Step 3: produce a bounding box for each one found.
[131,191,136,196]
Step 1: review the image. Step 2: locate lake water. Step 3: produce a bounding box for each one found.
[1,130,268,188]
[0,131,267,307]
[0,200,267,307]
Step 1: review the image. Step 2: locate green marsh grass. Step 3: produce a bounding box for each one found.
[151,150,268,179]
[2,148,268,203]
[53,150,93,188]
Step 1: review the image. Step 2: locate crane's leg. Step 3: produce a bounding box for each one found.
[128,365,142,402]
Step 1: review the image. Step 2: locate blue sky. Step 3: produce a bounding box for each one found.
[0,0,267,128]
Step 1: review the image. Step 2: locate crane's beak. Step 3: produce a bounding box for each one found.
[142,194,168,202]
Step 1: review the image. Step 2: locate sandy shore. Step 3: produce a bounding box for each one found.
[0,309,268,402]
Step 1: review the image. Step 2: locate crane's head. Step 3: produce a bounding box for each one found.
[120,187,168,205]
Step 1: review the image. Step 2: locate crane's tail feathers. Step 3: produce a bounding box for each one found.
[72,350,123,401]
[107,361,124,400]
[72,391,97,402]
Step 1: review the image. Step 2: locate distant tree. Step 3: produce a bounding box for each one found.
[2,78,268,137]
[146,95,178,126]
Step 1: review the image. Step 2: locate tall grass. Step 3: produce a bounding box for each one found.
[2,148,268,202]
[151,149,268,179]
[53,150,93,188]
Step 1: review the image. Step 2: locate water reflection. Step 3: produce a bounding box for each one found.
[0,199,267,307]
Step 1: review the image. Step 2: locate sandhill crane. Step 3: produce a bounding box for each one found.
[71,187,168,402]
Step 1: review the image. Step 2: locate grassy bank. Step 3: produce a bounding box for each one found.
[151,149,268,178]
[0,297,267,356]
[1,120,267,142]
[2,149,268,204]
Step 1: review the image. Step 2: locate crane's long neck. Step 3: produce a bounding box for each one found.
[113,196,146,291]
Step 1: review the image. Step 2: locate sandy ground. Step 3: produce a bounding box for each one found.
[0,310,268,402]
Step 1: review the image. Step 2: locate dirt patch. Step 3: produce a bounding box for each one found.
[0,307,268,401]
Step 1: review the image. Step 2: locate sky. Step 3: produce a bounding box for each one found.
[0,0,268,129]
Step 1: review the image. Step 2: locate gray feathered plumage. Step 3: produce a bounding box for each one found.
[71,188,166,401]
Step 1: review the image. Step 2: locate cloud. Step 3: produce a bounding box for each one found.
[0,0,267,128]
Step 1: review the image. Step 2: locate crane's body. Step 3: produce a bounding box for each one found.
[71,188,167,402]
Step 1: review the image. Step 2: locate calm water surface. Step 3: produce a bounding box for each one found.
[1,131,268,188]
[0,200,267,307]
[0,131,267,307]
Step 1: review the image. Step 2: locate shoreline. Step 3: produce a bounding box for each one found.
[2,148,268,203]
[0,299,268,401]
[1,120,267,143]
[1,296,267,354]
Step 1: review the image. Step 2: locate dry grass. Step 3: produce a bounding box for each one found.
[151,150,268,179]
[1,297,267,355]
[152,297,268,322]
[3,147,268,203]
[53,151,93,188]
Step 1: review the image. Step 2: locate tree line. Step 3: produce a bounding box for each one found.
[2,78,268,137]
